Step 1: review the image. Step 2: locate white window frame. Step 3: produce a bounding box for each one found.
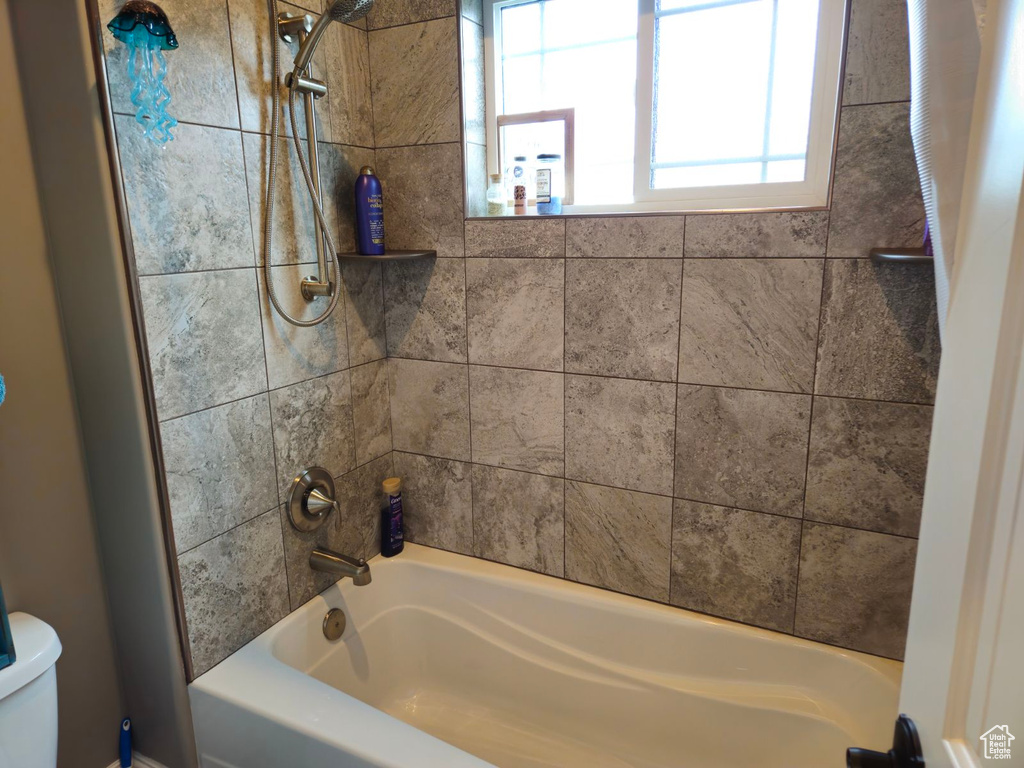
[483,0,848,214]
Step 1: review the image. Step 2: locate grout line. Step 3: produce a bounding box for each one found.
[110,109,377,151]
[792,205,835,632]
[221,0,245,136]
[667,218,686,605]
[177,502,282,559]
[382,355,936,407]
[841,98,913,110]
[563,218,569,574]
[364,16,379,152]
[157,360,383,426]
[375,140,464,152]
[389,450,920,539]
[366,12,459,34]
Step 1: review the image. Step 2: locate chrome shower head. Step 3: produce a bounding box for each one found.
[292,0,374,73]
[326,0,375,22]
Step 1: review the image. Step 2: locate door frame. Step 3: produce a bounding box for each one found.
[898,0,1024,763]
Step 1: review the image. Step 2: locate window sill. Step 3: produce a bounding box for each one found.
[469,198,830,220]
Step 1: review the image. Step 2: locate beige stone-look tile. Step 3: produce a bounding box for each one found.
[179,510,289,675]
[843,0,911,106]
[341,260,387,366]
[269,371,356,496]
[141,269,267,421]
[565,376,676,496]
[227,0,334,139]
[383,257,467,362]
[670,501,801,632]
[351,360,393,465]
[678,259,823,393]
[472,465,564,576]
[280,454,394,608]
[117,118,254,275]
[469,366,564,476]
[102,0,240,129]
[675,385,810,516]
[162,394,278,554]
[684,211,830,259]
[367,0,456,29]
[376,143,465,258]
[369,18,460,146]
[565,481,672,602]
[565,259,683,381]
[323,21,374,147]
[795,522,917,659]
[393,451,473,554]
[827,104,926,260]
[388,358,470,460]
[466,258,564,370]
[806,397,932,537]
[257,264,349,390]
[461,16,486,146]
[465,219,566,258]
[816,259,940,403]
[566,216,685,259]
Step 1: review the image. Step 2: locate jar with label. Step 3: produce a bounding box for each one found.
[486,173,507,216]
[535,153,564,214]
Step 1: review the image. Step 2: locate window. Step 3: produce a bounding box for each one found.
[483,0,846,212]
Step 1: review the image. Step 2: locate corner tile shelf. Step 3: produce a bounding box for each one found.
[339,249,437,261]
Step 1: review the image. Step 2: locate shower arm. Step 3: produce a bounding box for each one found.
[279,13,332,300]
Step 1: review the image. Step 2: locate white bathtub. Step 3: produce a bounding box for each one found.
[189,544,901,768]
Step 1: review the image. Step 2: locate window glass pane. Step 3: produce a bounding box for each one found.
[650,0,822,191]
[653,162,763,189]
[499,0,638,206]
[652,2,772,167]
[765,159,806,182]
[767,0,819,156]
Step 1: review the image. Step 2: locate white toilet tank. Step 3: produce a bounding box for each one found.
[0,613,62,768]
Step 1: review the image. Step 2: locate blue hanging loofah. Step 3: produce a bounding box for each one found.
[108,1,179,145]
[0,373,6,408]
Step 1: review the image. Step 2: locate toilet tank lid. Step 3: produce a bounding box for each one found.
[0,613,62,701]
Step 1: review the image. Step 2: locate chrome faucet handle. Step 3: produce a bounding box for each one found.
[306,487,339,517]
[288,467,338,532]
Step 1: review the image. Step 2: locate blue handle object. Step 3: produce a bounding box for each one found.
[120,718,132,767]
[0,579,14,671]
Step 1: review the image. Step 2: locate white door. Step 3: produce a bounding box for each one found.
[896,0,1024,764]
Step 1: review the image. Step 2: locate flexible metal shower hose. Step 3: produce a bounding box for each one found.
[263,0,342,327]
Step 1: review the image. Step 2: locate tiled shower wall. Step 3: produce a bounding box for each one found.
[98,0,396,675]
[371,0,938,660]
[101,0,937,676]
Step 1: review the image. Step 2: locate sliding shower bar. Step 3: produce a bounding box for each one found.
[279,12,333,300]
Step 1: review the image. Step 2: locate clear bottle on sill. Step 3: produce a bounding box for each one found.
[486,173,507,216]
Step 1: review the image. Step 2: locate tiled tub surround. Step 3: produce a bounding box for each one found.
[98,0,392,675]
[371,0,933,662]
[99,0,931,675]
